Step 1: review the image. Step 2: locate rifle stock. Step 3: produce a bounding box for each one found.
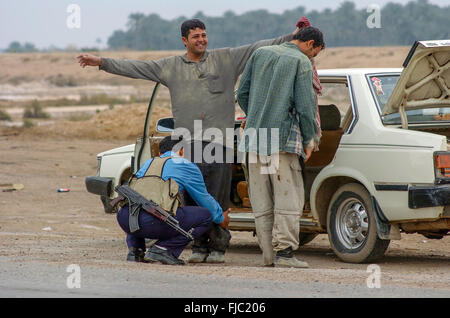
[110,195,124,208]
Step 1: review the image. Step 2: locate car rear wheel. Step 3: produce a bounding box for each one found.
[327,183,390,263]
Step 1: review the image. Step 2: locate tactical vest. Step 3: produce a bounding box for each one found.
[129,156,182,215]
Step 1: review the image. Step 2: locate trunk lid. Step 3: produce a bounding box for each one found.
[382,40,450,121]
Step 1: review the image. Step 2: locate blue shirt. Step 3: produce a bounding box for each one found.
[136,151,224,224]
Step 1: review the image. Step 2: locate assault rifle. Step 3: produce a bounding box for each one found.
[112,185,194,240]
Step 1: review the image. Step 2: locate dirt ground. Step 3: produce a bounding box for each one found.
[0,136,449,293]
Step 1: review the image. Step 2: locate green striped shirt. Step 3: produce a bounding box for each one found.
[237,42,318,156]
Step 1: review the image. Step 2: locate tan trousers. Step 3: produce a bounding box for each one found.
[248,152,304,265]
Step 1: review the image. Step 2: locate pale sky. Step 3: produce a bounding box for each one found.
[1,0,449,49]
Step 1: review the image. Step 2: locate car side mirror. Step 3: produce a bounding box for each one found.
[156,117,174,132]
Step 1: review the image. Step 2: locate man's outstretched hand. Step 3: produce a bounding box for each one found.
[77,53,102,68]
[220,208,231,229]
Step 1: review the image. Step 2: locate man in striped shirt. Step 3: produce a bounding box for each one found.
[237,27,324,268]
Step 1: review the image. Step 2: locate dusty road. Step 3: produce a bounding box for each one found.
[0,136,449,298]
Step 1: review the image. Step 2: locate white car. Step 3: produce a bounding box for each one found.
[86,40,450,263]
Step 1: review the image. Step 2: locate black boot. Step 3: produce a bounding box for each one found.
[126,247,145,262]
[275,247,309,268]
[276,247,293,258]
[144,245,185,265]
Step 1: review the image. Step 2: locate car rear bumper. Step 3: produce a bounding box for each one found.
[85,176,113,197]
[409,184,450,209]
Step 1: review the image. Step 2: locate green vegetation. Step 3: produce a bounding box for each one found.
[78,94,145,106]
[107,0,450,49]
[6,95,147,109]
[67,113,93,122]
[0,109,12,121]
[23,100,51,119]
[80,47,100,52]
[22,118,35,128]
[9,76,32,86]
[5,1,449,52]
[4,43,102,54]
[46,74,79,87]
[5,41,38,53]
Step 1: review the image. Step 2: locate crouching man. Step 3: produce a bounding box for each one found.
[116,136,230,265]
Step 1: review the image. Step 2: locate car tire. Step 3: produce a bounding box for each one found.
[299,233,318,246]
[327,183,390,263]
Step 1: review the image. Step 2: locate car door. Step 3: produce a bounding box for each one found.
[133,83,172,173]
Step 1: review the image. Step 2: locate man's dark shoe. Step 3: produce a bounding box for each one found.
[276,247,294,258]
[275,256,309,268]
[275,247,308,268]
[126,247,145,262]
[144,245,185,265]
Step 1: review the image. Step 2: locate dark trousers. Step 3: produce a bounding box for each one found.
[116,205,212,258]
[183,141,232,254]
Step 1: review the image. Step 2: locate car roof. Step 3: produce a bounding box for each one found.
[318,68,403,76]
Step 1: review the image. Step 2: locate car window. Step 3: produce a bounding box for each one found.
[151,84,172,110]
[368,74,399,112]
[383,108,450,124]
[149,84,172,132]
[318,82,352,128]
[367,74,450,124]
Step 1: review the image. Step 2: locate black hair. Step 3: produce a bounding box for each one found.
[159,135,184,154]
[293,26,325,49]
[181,19,206,38]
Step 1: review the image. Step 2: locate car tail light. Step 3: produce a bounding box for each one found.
[435,152,450,181]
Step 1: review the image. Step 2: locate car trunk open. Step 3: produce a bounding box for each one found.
[383,40,450,130]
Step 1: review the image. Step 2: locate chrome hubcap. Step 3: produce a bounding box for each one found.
[335,198,369,250]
